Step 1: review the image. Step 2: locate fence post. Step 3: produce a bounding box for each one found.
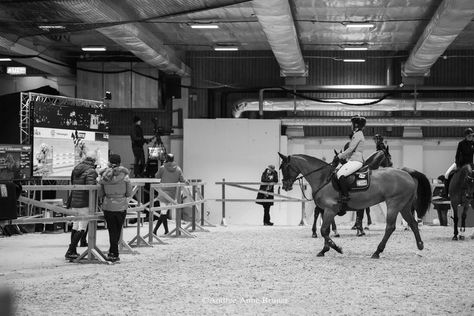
[191,184,196,231]
[299,184,307,226]
[200,183,205,226]
[221,178,227,226]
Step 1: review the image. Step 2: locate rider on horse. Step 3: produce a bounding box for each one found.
[335,115,366,211]
[373,134,387,151]
[442,127,474,198]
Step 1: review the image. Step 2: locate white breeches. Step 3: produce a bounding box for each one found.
[336,161,363,179]
[445,162,456,179]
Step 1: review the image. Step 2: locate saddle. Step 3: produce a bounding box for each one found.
[331,165,371,192]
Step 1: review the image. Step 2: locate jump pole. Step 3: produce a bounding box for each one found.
[221,178,227,226]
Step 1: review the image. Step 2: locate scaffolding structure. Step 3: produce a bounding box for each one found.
[20,92,105,145]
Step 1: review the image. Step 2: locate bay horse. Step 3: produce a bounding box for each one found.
[448,164,474,240]
[312,149,394,238]
[279,153,432,258]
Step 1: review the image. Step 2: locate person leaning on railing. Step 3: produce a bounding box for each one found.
[97,154,132,262]
[65,151,98,261]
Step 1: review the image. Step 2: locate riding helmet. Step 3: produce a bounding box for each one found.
[165,153,174,162]
[464,127,473,136]
[351,115,366,129]
[373,134,384,142]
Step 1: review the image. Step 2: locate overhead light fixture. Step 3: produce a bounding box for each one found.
[190,24,219,29]
[0,58,12,62]
[343,46,368,51]
[345,23,374,28]
[7,66,26,75]
[343,59,366,63]
[214,46,239,51]
[81,46,107,52]
[38,25,65,30]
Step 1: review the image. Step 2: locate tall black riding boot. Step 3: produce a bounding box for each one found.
[161,214,169,235]
[70,229,77,243]
[338,176,350,216]
[443,178,450,199]
[65,230,83,260]
[153,216,163,235]
[80,225,88,247]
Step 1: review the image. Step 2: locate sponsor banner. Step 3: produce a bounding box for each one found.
[34,127,106,142]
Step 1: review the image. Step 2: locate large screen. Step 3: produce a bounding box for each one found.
[32,100,109,177]
[0,144,31,180]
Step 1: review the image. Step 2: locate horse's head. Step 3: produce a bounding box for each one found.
[278,152,300,191]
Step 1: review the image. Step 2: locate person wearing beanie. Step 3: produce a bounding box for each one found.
[98,154,132,262]
[130,116,151,178]
[154,153,185,235]
[256,164,278,226]
[65,150,98,260]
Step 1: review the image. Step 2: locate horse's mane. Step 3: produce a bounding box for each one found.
[291,154,328,165]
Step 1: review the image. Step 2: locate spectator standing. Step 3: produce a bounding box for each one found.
[98,154,132,262]
[256,165,278,226]
[130,116,151,178]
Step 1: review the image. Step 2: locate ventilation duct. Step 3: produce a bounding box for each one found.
[281,117,474,127]
[403,0,474,76]
[252,0,306,76]
[58,1,189,76]
[233,98,474,118]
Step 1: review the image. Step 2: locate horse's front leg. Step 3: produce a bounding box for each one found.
[317,208,342,257]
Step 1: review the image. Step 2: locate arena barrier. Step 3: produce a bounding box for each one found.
[215,179,311,226]
[0,180,208,264]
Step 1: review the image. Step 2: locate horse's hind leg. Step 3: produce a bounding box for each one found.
[452,202,459,240]
[371,201,399,259]
[460,203,469,240]
[312,206,321,238]
[400,198,424,250]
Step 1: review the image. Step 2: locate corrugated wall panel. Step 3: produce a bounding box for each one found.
[132,64,160,109]
[77,62,103,101]
[104,62,132,109]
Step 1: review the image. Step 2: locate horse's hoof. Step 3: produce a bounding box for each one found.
[334,246,343,254]
[417,241,424,250]
[459,235,465,240]
[316,252,325,257]
[452,235,458,241]
[357,231,366,237]
[371,253,380,259]
[333,233,340,238]
[312,233,318,238]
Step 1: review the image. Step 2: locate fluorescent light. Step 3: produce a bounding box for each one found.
[343,59,366,63]
[214,46,239,51]
[343,47,368,51]
[190,24,219,29]
[38,25,65,30]
[345,23,374,28]
[0,58,12,62]
[81,46,106,52]
[7,66,26,75]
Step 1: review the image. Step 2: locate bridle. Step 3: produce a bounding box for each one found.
[282,159,333,201]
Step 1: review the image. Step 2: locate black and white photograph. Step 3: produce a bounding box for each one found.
[1,1,474,315]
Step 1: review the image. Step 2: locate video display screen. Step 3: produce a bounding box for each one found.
[32,100,109,177]
[0,144,32,180]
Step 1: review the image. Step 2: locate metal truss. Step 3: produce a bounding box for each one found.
[20,92,104,145]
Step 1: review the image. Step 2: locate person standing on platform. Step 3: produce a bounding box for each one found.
[65,151,98,260]
[154,153,185,235]
[130,116,151,178]
[98,154,132,262]
[256,165,278,226]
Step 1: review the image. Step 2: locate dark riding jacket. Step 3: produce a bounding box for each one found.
[376,142,387,151]
[70,158,98,208]
[130,124,146,149]
[455,139,474,168]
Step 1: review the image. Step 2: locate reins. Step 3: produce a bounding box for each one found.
[289,162,333,201]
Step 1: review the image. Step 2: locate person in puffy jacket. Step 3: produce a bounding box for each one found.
[98,154,132,262]
[153,153,185,235]
[65,151,98,260]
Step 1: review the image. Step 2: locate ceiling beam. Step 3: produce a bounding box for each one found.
[0,36,74,77]
[403,0,474,76]
[281,117,474,127]
[252,0,306,77]
[57,1,190,76]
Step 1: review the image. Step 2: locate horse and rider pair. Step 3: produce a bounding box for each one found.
[280,115,432,258]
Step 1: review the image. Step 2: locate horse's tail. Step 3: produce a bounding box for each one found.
[402,167,432,218]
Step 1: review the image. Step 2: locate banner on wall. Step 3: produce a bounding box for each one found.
[32,101,109,177]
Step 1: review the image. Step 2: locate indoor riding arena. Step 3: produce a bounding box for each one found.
[1,1,474,315]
